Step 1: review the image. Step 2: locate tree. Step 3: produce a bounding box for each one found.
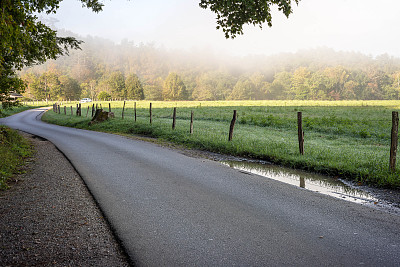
[80,79,97,99]
[249,73,268,99]
[144,77,163,100]
[342,81,358,100]
[323,66,349,100]
[108,71,125,99]
[33,70,61,100]
[199,0,300,38]
[192,73,217,100]
[290,67,311,100]
[98,91,111,101]
[267,72,292,99]
[0,0,103,104]
[163,73,188,101]
[125,74,144,100]
[59,75,81,100]
[308,71,329,100]
[229,78,256,100]
[20,72,38,99]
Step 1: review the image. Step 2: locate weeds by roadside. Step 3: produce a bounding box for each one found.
[0,126,34,189]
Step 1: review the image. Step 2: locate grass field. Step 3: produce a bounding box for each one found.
[42,100,400,188]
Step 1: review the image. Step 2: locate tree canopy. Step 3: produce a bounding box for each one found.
[200,0,300,38]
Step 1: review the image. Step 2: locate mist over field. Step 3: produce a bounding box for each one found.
[20,29,400,102]
[21,0,400,102]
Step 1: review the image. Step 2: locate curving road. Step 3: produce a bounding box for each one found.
[2,108,400,266]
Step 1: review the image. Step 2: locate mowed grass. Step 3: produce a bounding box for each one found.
[42,100,400,188]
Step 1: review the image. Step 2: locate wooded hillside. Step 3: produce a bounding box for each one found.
[20,31,400,101]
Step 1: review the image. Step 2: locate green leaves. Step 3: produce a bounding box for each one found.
[126,73,145,100]
[199,0,300,38]
[0,0,103,101]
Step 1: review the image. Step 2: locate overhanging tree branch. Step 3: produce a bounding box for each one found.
[199,0,300,38]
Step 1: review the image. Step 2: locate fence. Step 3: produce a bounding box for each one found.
[50,101,400,173]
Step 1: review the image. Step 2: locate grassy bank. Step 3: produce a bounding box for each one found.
[0,103,40,189]
[0,126,33,189]
[42,100,400,188]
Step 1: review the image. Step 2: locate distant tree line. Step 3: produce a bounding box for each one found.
[22,68,145,101]
[20,33,400,101]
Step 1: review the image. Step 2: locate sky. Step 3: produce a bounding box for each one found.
[44,0,400,57]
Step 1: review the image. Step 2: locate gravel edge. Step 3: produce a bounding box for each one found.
[0,132,131,266]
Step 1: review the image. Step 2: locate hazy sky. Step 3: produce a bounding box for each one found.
[46,0,400,57]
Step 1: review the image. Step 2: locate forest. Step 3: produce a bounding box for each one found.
[20,30,400,101]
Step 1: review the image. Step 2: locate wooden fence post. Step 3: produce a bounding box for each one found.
[86,106,89,117]
[390,111,399,172]
[150,103,152,124]
[91,104,95,117]
[190,110,194,134]
[298,112,304,155]
[64,106,66,115]
[228,110,237,141]
[70,106,73,116]
[122,101,126,119]
[300,177,305,188]
[134,102,137,122]
[172,107,177,130]
[109,103,111,112]
[58,105,60,114]
[78,103,82,116]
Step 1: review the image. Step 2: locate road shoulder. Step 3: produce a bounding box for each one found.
[0,132,131,266]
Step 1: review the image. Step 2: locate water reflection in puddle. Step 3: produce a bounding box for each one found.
[222,161,380,206]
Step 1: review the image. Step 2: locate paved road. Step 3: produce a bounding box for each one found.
[2,108,400,266]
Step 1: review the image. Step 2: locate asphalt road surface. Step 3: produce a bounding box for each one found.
[2,108,400,266]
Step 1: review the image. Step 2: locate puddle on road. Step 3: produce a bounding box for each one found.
[221,160,384,207]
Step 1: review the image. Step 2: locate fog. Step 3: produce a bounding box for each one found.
[45,0,400,58]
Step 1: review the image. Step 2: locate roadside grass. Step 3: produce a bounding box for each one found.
[0,102,48,189]
[42,100,400,188]
[0,105,36,118]
[0,126,34,189]
[0,100,52,118]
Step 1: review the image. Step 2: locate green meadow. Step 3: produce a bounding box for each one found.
[42,100,400,188]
